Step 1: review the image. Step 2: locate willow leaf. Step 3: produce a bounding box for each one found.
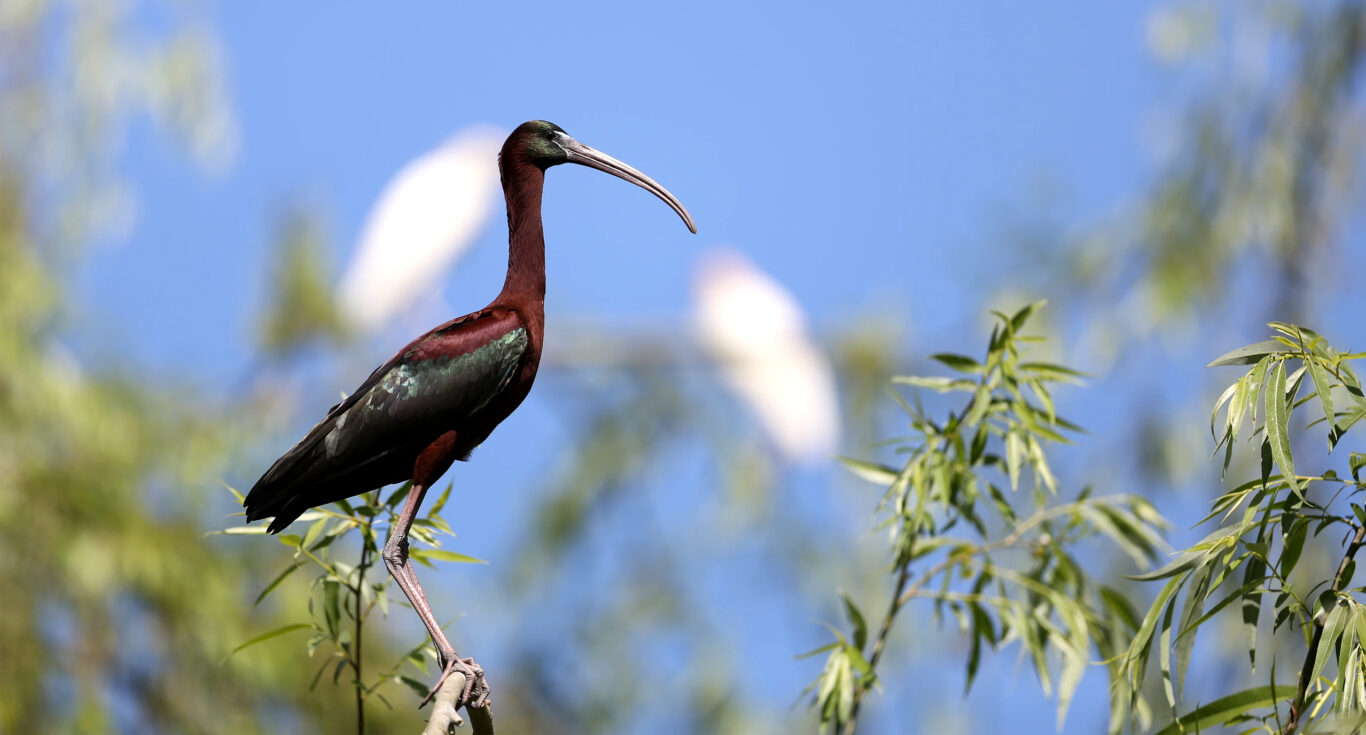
[1152,683,1295,735]
[1208,339,1287,368]
[1265,361,1302,498]
[1308,356,1336,438]
[224,623,312,662]
[1314,601,1348,683]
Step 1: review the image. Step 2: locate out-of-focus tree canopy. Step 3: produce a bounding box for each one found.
[0,3,420,732]
[7,1,1366,734]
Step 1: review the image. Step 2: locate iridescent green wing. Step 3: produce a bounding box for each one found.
[320,312,529,462]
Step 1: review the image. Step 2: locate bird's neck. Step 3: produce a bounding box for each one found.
[497,159,547,305]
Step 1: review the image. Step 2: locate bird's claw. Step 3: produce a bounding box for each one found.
[420,656,490,710]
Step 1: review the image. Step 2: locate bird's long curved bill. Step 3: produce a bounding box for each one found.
[558,136,697,234]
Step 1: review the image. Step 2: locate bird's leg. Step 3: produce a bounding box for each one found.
[382,481,490,710]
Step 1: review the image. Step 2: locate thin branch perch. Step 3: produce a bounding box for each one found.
[1282,523,1366,734]
[842,559,913,735]
[422,671,495,735]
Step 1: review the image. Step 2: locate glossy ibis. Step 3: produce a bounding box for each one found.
[243,120,696,710]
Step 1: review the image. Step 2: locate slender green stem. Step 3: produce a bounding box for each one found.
[844,377,1009,735]
[903,590,1019,607]
[353,494,377,735]
[869,564,913,671]
[295,533,352,576]
[896,499,1086,608]
[841,542,914,735]
[1282,522,1366,734]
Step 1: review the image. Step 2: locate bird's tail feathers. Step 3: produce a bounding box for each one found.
[242,431,329,533]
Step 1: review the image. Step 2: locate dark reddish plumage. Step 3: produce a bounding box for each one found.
[243,307,539,531]
[240,120,695,713]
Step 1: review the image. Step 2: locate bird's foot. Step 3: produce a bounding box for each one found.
[420,656,490,711]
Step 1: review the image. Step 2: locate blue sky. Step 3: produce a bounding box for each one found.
[77,2,1197,732]
[88,2,1162,375]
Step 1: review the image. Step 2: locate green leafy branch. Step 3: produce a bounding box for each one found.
[1121,323,1366,734]
[219,481,482,735]
[806,303,1168,734]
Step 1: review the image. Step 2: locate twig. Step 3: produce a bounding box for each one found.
[868,563,913,674]
[842,384,994,734]
[422,672,495,735]
[895,499,1096,609]
[355,507,374,735]
[839,489,1096,734]
[841,540,915,735]
[1282,523,1366,734]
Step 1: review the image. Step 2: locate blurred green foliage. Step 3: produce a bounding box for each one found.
[1015,2,1365,344]
[257,206,348,359]
[7,1,1366,734]
[0,2,418,732]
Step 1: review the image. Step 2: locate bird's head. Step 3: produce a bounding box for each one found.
[502,120,697,233]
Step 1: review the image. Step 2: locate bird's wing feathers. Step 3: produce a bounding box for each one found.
[321,314,530,462]
[244,308,529,525]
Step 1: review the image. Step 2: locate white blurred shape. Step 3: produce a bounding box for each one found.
[338,125,506,332]
[693,249,841,465]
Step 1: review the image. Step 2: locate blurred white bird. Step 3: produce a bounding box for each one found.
[337,125,506,332]
[692,249,841,465]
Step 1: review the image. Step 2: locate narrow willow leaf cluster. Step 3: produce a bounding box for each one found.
[1122,323,1366,734]
[220,482,482,721]
[807,303,1168,734]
